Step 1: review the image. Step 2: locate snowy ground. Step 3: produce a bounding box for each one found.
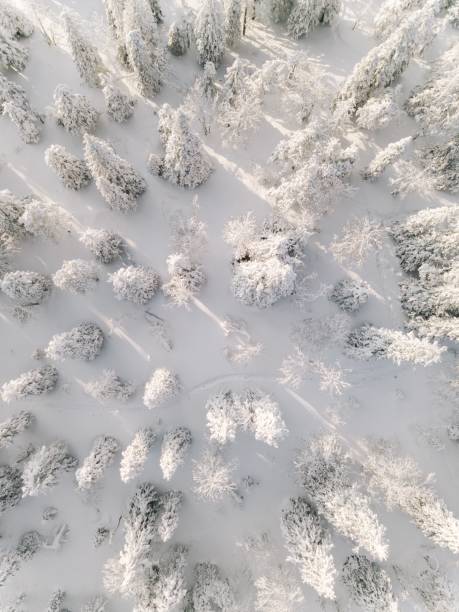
[0,0,458,610]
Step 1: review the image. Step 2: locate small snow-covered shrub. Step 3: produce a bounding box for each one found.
[53,85,99,134]
[231,257,296,309]
[19,199,72,241]
[329,279,368,312]
[79,228,126,264]
[143,368,181,409]
[160,427,192,481]
[53,259,99,294]
[2,101,41,143]
[0,411,34,448]
[1,270,52,305]
[76,435,120,491]
[190,562,235,612]
[84,369,135,402]
[109,265,160,304]
[45,322,104,361]
[342,554,397,612]
[45,145,91,190]
[120,428,157,483]
[0,465,22,513]
[103,84,135,122]
[162,253,206,306]
[1,365,58,403]
[22,441,77,497]
[192,448,237,502]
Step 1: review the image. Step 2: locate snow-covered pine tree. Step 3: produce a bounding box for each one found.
[167,20,191,56]
[162,253,206,306]
[108,265,160,304]
[342,555,397,612]
[138,544,187,611]
[329,278,368,313]
[53,85,99,134]
[1,270,52,305]
[0,465,22,513]
[45,322,105,361]
[192,448,237,502]
[79,228,126,264]
[103,84,135,122]
[224,0,241,47]
[76,435,120,491]
[281,496,336,599]
[231,257,296,308]
[120,428,157,482]
[361,136,412,181]
[45,144,91,190]
[84,369,135,402]
[2,101,41,144]
[1,365,58,403]
[0,189,28,240]
[0,411,34,448]
[161,111,213,188]
[356,88,400,130]
[160,427,192,481]
[83,134,147,212]
[148,0,163,22]
[288,0,340,39]
[240,389,288,447]
[53,259,99,294]
[421,136,459,193]
[270,0,294,23]
[124,28,160,96]
[0,2,34,39]
[19,198,72,241]
[190,562,235,611]
[194,0,225,68]
[0,31,29,72]
[22,441,78,497]
[63,13,103,87]
[143,368,181,409]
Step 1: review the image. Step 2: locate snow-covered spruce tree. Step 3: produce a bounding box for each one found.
[22,441,78,497]
[192,448,237,502]
[0,31,29,72]
[53,85,99,135]
[80,228,126,264]
[120,428,157,482]
[184,60,217,136]
[420,136,459,193]
[2,101,41,144]
[361,137,412,181]
[329,278,369,313]
[1,366,58,403]
[346,324,446,366]
[281,496,336,599]
[1,270,52,305]
[240,389,288,447]
[0,2,34,39]
[53,259,99,294]
[84,134,147,212]
[45,322,105,361]
[167,20,190,56]
[0,465,22,513]
[160,427,192,481]
[45,145,91,190]
[270,0,294,23]
[287,0,341,39]
[123,0,159,49]
[232,257,296,308]
[162,253,206,306]
[194,0,225,68]
[206,390,240,446]
[161,111,213,189]
[109,265,160,304]
[356,88,400,130]
[63,13,103,87]
[0,189,28,240]
[125,29,162,98]
[143,368,181,409]
[342,555,397,612]
[19,199,72,241]
[335,5,438,114]
[0,72,37,117]
[190,562,235,612]
[84,369,135,402]
[224,0,241,47]
[405,42,459,135]
[296,434,388,561]
[103,84,135,122]
[0,411,34,448]
[76,435,120,491]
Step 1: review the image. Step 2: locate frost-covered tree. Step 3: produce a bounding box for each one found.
[0,465,22,513]
[167,20,191,56]
[80,228,126,264]
[342,555,397,612]
[356,88,401,130]
[84,134,147,212]
[420,136,459,193]
[160,427,192,481]
[45,322,105,361]
[148,0,163,22]
[224,0,241,47]
[329,278,369,313]
[53,259,99,294]
[270,0,294,23]
[109,265,160,304]
[2,101,41,143]
[232,257,296,309]
[330,216,385,267]
[126,29,162,97]
[81,595,107,612]
[120,428,157,482]
[84,369,135,402]
[184,61,217,136]
[47,589,67,612]
[19,199,72,241]
[0,411,34,448]
[162,253,206,306]
[63,13,103,87]
[143,368,181,409]
[160,111,213,188]
[190,562,235,612]
[0,2,34,39]
[53,85,99,134]
[0,31,28,72]
[415,556,458,612]
[287,0,340,39]
[1,270,52,305]
[103,84,135,122]
[281,496,336,599]
[0,189,28,240]
[45,144,91,190]
[22,441,77,497]
[361,137,412,181]
[206,390,240,445]
[137,544,187,612]
[1,365,58,403]
[194,0,225,68]
[240,389,288,447]
[76,435,120,491]
[192,448,237,502]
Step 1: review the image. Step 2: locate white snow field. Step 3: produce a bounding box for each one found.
[0,0,458,610]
